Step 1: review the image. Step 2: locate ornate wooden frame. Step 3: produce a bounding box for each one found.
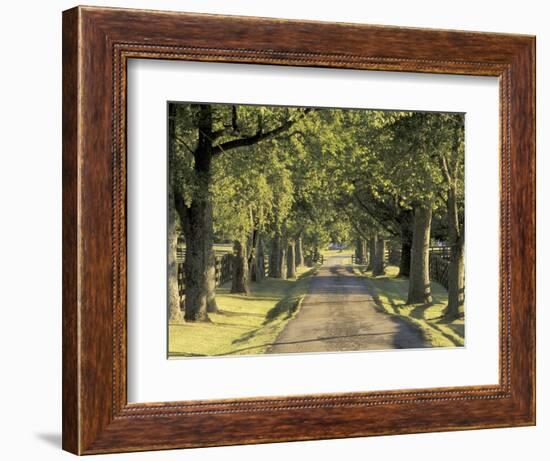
[62,5,536,455]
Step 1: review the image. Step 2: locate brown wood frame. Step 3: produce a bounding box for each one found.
[62,5,536,455]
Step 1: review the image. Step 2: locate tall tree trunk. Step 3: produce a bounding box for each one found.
[231,239,250,294]
[444,187,465,318]
[399,237,412,278]
[313,243,320,264]
[373,237,386,276]
[407,205,433,305]
[177,105,217,322]
[248,231,265,282]
[178,194,215,321]
[168,205,183,322]
[168,104,183,322]
[248,229,259,282]
[398,218,413,277]
[252,238,266,282]
[206,261,218,313]
[295,236,304,267]
[269,234,281,277]
[287,241,296,278]
[367,235,376,271]
[278,236,287,280]
[356,238,367,265]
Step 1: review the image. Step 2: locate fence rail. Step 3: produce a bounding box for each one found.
[177,252,234,306]
[429,246,452,260]
[176,242,454,309]
[351,246,393,266]
[304,253,323,266]
[177,246,313,306]
[176,248,231,263]
[350,242,454,291]
[429,253,450,290]
[387,243,400,266]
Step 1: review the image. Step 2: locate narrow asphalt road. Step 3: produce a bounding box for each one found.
[268,254,427,354]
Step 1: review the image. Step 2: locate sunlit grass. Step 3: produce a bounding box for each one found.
[212,243,234,253]
[356,265,465,348]
[321,248,353,261]
[168,266,316,357]
[181,243,234,254]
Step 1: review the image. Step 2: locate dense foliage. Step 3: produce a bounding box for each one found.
[169,103,465,322]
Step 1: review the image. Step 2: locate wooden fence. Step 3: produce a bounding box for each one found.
[428,246,452,290]
[177,244,323,304]
[304,253,323,266]
[351,245,393,265]
[387,243,401,266]
[176,252,234,305]
[429,246,452,259]
[351,254,363,265]
[429,252,450,290]
[374,244,451,288]
[351,241,453,291]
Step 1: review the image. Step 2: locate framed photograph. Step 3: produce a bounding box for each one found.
[62,6,535,455]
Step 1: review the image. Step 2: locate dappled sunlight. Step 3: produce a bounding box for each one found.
[168,103,466,357]
[357,264,465,348]
[216,309,263,317]
[168,266,315,357]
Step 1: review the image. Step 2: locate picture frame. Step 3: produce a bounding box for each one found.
[62,5,535,455]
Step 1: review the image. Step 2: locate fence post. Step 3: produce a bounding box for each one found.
[429,252,450,290]
[177,262,185,310]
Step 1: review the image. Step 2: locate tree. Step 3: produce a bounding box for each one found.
[382,113,448,304]
[387,112,464,308]
[437,114,465,318]
[372,236,387,276]
[168,104,183,322]
[355,238,367,265]
[367,235,376,271]
[407,205,433,304]
[213,130,293,289]
[170,102,465,320]
[171,103,309,320]
[287,240,297,278]
[174,105,217,321]
[295,236,305,267]
[231,239,250,294]
[397,210,414,277]
[324,109,415,277]
[250,235,266,282]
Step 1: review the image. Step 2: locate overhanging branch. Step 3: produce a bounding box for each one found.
[212,108,312,155]
[174,135,195,155]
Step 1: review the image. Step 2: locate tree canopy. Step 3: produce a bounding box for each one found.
[169,102,465,321]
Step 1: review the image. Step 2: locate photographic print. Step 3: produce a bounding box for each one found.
[62,8,535,452]
[167,102,465,358]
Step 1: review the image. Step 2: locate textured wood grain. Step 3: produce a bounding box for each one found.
[62,5,536,455]
[61,7,79,454]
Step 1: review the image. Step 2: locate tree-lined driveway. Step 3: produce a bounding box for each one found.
[269,254,427,353]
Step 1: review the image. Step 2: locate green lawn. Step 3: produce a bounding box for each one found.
[356,265,465,348]
[212,243,234,253]
[168,266,316,357]
[180,243,234,254]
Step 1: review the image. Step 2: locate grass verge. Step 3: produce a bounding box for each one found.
[168,266,317,357]
[321,248,353,259]
[355,265,465,348]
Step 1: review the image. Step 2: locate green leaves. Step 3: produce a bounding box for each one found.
[169,102,464,247]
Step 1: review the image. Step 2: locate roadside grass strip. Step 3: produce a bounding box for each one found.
[355,265,465,348]
[168,266,317,357]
